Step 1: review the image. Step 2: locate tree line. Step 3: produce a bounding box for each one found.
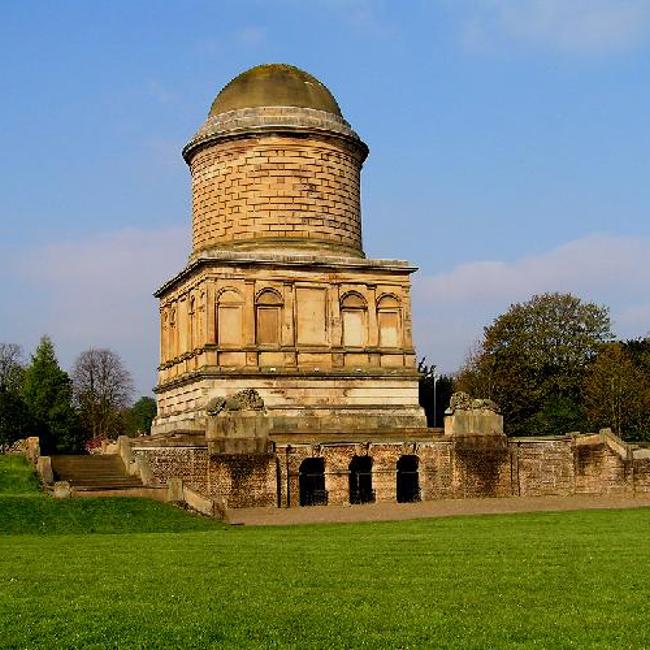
[0,336,156,453]
[420,292,650,441]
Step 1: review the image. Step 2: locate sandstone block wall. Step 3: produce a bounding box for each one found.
[133,432,650,510]
[133,445,276,509]
[190,136,363,256]
[514,439,574,496]
[574,444,631,496]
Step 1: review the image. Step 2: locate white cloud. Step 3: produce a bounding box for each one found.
[413,234,650,374]
[463,0,650,54]
[3,227,188,396]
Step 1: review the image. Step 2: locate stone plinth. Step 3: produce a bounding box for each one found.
[207,413,272,455]
[444,409,504,437]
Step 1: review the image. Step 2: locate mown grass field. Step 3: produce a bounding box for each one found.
[1,456,650,648]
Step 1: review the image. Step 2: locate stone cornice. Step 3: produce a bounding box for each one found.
[154,365,421,393]
[183,105,368,163]
[154,252,418,297]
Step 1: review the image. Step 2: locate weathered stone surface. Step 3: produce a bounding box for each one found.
[36,456,53,485]
[447,392,500,414]
[53,481,71,499]
[444,410,504,436]
[167,478,184,503]
[132,427,650,509]
[207,389,264,415]
[25,437,40,464]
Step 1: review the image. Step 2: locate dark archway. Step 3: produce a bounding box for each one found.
[349,456,374,504]
[299,458,327,506]
[396,455,420,503]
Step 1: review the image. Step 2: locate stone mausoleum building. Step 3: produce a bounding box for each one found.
[127,64,650,510]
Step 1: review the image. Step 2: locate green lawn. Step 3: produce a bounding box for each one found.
[1,456,650,648]
[0,453,41,496]
[0,454,218,536]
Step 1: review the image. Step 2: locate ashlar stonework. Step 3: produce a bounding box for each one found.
[132,64,650,512]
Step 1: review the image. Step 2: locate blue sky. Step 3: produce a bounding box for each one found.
[1,0,650,395]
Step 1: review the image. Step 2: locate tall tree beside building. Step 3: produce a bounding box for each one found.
[456,292,613,436]
[72,348,134,440]
[22,336,82,453]
[584,343,650,441]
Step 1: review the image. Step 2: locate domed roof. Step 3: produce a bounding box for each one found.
[209,64,342,117]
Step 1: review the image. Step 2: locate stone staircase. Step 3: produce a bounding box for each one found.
[50,455,144,492]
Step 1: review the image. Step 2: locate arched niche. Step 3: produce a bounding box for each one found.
[216,288,244,346]
[255,288,284,346]
[349,455,374,504]
[377,293,401,348]
[340,291,367,348]
[396,455,420,503]
[299,457,327,506]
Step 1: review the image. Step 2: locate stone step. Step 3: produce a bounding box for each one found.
[70,479,144,488]
[50,454,143,490]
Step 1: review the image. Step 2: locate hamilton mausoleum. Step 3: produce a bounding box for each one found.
[121,64,650,510]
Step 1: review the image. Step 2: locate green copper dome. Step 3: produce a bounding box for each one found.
[209,64,342,117]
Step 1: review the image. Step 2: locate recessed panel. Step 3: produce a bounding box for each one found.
[296,287,327,345]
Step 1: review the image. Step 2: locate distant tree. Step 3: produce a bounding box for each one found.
[622,337,650,375]
[0,343,30,451]
[418,359,454,428]
[456,292,613,436]
[0,343,24,388]
[72,348,134,440]
[584,343,650,441]
[124,396,157,436]
[22,336,82,453]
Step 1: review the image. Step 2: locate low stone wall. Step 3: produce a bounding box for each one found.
[128,429,650,509]
[131,443,277,509]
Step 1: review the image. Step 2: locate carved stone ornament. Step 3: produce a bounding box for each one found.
[446,391,500,414]
[206,389,265,416]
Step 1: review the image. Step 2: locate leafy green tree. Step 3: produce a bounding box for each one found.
[124,396,157,436]
[22,336,83,454]
[456,292,612,436]
[0,343,31,451]
[584,343,650,441]
[623,337,650,375]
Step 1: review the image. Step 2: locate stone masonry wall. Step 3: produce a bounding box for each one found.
[514,439,574,497]
[134,434,650,510]
[207,454,277,509]
[134,447,209,495]
[574,444,632,496]
[190,135,363,255]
